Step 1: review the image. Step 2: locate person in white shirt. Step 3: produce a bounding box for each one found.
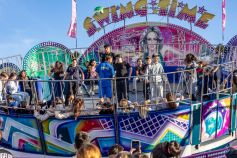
[5,72,30,106]
[148,54,167,101]
[0,72,8,102]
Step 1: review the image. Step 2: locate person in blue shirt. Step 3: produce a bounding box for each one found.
[96,55,115,103]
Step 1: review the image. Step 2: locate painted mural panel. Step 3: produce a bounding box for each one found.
[80,22,213,69]
[0,114,43,154]
[0,62,21,74]
[201,97,231,142]
[118,106,190,153]
[23,42,72,78]
[41,116,115,156]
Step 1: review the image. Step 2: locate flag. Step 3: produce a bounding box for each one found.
[68,0,77,38]
[222,0,226,31]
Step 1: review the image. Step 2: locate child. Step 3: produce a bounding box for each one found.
[148,54,167,101]
[183,54,198,101]
[133,58,144,93]
[0,72,8,102]
[7,95,19,114]
[87,59,98,95]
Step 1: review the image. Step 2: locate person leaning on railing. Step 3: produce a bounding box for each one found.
[148,54,167,102]
[196,61,208,99]
[87,59,98,96]
[143,56,152,101]
[48,61,65,99]
[5,72,30,107]
[132,58,145,94]
[0,72,8,102]
[96,55,115,103]
[183,53,198,101]
[64,58,84,106]
[18,70,34,105]
[114,54,132,103]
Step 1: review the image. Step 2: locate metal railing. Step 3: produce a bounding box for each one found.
[0,60,235,116]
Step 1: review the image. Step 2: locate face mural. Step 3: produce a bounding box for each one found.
[80,22,213,68]
[140,27,164,62]
[147,32,159,52]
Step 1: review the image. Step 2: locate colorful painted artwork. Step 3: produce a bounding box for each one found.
[226,35,237,68]
[0,62,21,74]
[22,42,72,100]
[83,0,215,36]
[0,114,42,154]
[41,117,116,156]
[23,41,72,78]
[80,22,213,67]
[201,97,231,142]
[118,106,190,152]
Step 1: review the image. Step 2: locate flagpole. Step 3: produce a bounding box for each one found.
[76,0,78,48]
[222,0,224,44]
[222,0,226,44]
[67,0,77,47]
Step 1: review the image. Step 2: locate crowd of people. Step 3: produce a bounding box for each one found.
[0,43,237,118]
[1,44,237,158]
[73,131,181,158]
[182,53,237,101]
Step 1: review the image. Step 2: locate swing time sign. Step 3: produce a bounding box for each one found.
[83,0,215,36]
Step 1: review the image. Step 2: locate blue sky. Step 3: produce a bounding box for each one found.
[0,0,236,58]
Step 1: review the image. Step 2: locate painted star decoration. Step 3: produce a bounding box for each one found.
[149,0,158,13]
[150,0,157,7]
[198,6,207,14]
[178,1,185,8]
